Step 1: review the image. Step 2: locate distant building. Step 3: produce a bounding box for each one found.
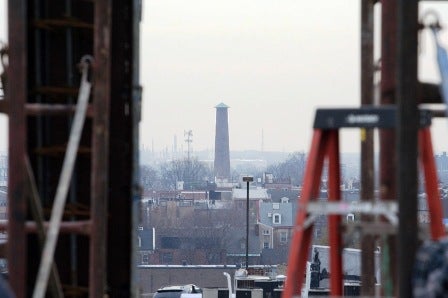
[0,188,6,220]
[137,226,155,265]
[436,152,448,184]
[257,201,298,251]
[232,188,270,218]
[214,103,231,182]
[257,199,327,264]
[263,172,293,190]
[0,155,7,187]
[267,189,299,203]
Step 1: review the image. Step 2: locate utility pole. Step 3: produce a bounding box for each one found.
[243,176,253,270]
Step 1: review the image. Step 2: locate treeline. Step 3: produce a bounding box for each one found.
[140,152,306,191]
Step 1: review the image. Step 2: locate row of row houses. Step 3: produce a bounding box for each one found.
[138,179,448,267]
[137,186,335,266]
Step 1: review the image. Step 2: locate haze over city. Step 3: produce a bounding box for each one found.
[2,1,448,154]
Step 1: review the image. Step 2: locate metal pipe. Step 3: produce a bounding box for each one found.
[396,0,419,296]
[64,0,79,289]
[380,0,398,293]
[33,56,92,298]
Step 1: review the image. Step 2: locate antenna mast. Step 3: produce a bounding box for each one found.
[184,130,193,160]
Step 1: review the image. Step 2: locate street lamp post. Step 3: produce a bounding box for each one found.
[242,176,253,270]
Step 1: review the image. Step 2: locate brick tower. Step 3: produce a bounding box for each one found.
[214,103,231,181]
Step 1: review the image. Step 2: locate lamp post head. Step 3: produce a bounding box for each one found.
[242,176,254,182]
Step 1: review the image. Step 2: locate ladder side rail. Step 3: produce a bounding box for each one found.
[327,130,343,296]
[418,128,445,240]
[283,129,328,298]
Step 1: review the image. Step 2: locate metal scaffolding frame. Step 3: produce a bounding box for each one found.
[2,0,140,297]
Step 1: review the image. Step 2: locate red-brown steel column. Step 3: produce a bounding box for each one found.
[90,0,111,296]
[327,130,343,296]
[380,0,397,293]
[283,130,328,298]
[360,0,376,296]
[7,1,28,297]
[418,128,445,240]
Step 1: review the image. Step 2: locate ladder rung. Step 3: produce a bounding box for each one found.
[342,221,397,235]
[26,103,93,117]
[64,202,90,217]
[61,284,89,296]
[0,220,92,236]
[33,86,79,96]
[33,18,93,30]
[307,201,398,214]
[34,145,91,156]
[303,201,398,228]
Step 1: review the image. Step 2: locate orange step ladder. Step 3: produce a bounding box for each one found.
[282,106,446,297]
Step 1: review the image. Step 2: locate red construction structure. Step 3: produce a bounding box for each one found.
[282,107,446,298]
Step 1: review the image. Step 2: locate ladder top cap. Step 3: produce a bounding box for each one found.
[313,106,432,129]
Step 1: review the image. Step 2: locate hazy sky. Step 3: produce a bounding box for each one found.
[1,1,448,154]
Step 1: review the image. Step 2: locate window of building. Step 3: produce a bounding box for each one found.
[142,254,149,264]
[347,213,355,222]
[161,236,181,249]
[273,213,281,224]
[263,229,270,235]
[162,252,173,264]
[280,231,288,243]
[263,242,270,249]
[273,203,280,210]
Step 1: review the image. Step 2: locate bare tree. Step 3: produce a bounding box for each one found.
[140,164,160,190]
[266,152,306,186]
[160,157,212,190]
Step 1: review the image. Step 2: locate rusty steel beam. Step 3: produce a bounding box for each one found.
[0,220,92,235]
[7,0,28,297]
[33,18,94,30]
[397,0,419,296]
[360,0,376,296]
[25,103,94,117]
[90,0,112,296]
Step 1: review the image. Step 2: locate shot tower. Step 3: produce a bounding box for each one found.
[214,103,231,181]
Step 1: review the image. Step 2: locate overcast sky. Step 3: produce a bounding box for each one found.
[1,1,448,154]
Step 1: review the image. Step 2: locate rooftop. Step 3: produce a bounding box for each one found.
[215,102,229,109]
